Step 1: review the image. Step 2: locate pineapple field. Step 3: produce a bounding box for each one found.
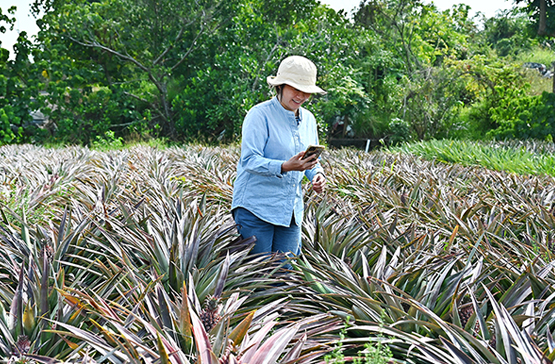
[1,142,555,363]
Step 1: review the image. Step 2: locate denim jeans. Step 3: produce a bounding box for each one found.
[233,207,301,262]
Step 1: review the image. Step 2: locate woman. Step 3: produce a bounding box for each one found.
[231,55,326,265]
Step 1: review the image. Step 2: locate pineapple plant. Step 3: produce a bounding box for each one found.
[458,302,474,329]
[199,294,222,333]
[0,142,554,363]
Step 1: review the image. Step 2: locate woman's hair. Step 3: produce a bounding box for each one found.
[274,85,284,100]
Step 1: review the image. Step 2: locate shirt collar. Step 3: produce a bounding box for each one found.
[272,97,303,125]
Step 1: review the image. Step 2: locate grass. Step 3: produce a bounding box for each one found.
[514,45,555,68]
[389,139,555,177]
[512,45,555,95]
[521,68,553,95]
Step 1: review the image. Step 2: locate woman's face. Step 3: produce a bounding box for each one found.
[278,84,311,113]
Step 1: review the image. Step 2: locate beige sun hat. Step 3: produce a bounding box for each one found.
[267,56,327,95]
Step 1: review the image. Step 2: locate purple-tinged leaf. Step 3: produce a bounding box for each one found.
[484,285,541,362]
[469,290,487,341]
[53,321,126,360]
[240,320,277,362]
[156,283,172,330]
[281,333,307,363]
[57,207,68,248]
[188,273,202,313]
[23,354,62,364]
[249,324,299,364]
[548,329,555,353]
[440,336,475,364]
[214,252,230,299]
[9,262,24,333]
[189,305,217,364]
[40,247,49,319]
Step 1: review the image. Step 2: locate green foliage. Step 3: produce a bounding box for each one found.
[0,6,16,44]
[317,65,372,138]
[91,130,124,150]
[0,22,38,144]
[488,91,555,140]
[521,68,553,96]
[481,9,537,57]
[40,83,142,145]
[515,0,555,37]
[353,341,393,364]
[349,0,482,142]
[515,45,555,66]
[401,66,468,140]
[514,45,555,96]
[0,0,544,145]
[355,1,475,71]
[32,0,244,139]
[324,318,348,363]
[0,107,19,144]
[386,118,411,145]
[446,56,532,139]
[391,139,555,176]
[325,316,393,364]
[173,2,365,141]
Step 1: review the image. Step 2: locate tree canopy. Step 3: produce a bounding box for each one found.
[0,0,552,145]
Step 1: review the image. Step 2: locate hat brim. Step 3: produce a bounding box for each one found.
[267,76,327,95]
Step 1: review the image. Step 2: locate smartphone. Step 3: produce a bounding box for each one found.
[302,145,325,160]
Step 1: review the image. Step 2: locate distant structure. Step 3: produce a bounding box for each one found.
[523,62,553,78]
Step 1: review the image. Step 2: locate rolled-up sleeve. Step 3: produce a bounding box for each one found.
[305,163,324,182]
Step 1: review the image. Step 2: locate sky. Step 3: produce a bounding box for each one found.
[0,0,39,57]
[322,0,516,16]
[0,0,518,58]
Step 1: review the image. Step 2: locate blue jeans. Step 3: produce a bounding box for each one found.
[233,207,301,263]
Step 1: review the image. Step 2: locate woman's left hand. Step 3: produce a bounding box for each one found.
[312,173,326,194]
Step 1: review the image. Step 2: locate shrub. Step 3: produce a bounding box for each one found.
[487,90,555,140]
[386,118,411,145]
[0,106,20,144]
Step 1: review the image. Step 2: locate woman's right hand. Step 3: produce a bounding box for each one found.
[281,152,318,173]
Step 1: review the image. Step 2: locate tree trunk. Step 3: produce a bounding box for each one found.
[539,0,547,35]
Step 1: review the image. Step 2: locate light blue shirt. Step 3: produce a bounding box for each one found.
[231,97,324,227]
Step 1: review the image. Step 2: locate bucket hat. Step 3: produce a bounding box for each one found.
[267,56,326,95]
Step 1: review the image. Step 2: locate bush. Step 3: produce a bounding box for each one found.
[386,118,411,145]
[446,56,533,139]
[400,66,467,140]
[487,91,555,140]
[46,86,142,145]
[0,108,17,144]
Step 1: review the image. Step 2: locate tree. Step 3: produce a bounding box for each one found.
[352,0,478,141]
[481,9,535,57]
[0,6,43,144]
[171,1,371,141]
[31,0,353,142]
[32,0,241,136]
[513,0,555,36]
